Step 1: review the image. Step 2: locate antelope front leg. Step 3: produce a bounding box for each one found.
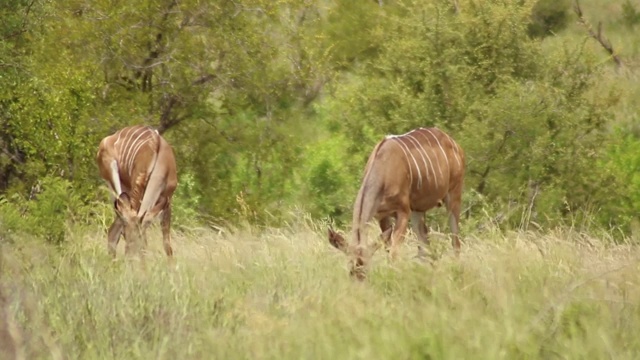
[107,217,124,259]
[161,205,174,258]
[379,216,393,252]
[388,210,410,261]
[410,211,430,258]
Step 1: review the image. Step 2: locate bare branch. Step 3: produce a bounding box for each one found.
[191,74,216,86]
[573,0,623,68]
[156,95,182,134]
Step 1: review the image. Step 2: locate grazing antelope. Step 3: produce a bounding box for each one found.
[96,125,178,259]
[328,127,465,280]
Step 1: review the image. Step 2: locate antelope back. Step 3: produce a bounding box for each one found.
[382,127,464,196]
[97,125,162,211]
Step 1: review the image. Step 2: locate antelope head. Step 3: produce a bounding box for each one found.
[114,192,167,246]
[328,227,391,280]
[114,192,145,245]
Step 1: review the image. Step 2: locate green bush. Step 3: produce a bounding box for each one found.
[528,0,572,38]
[0,176,89,244]
[323,0,621,231]
[622,0,640,27]
[171,172,204,229]
[298,133,361,225]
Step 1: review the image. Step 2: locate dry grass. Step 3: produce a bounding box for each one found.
[1,220,640,359]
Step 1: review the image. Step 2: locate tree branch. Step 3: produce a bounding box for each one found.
[574,0,623,68]
[476,129,513,195]
[191,74,216,86]
[156,95,182,134]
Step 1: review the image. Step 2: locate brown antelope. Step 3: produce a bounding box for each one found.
[328,127,465,280]
[96,125,178,259]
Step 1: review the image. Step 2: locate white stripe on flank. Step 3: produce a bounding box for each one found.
[116,126,135,154]
[388,136,416,189]
[449,139,462,169]
[431,128,462,169]
[127,134,152,174]
[404,134,432,189]
[118,127,142,171]
[408,134,441,188]
[422,129,450,171]
[114,131,123,146]
[122,128,150,175]
[399,137,422,188]
[125,128,146,169]
[412,128,448,180]
[394,137,422,188]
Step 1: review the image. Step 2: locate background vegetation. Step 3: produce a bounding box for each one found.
[0,0,639,236]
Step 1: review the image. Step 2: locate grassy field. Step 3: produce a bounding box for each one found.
[1,218,640,360]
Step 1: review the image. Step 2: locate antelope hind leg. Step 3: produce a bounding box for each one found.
[379,216,393,252]
[410,211,430,258]
[161,205,174,259]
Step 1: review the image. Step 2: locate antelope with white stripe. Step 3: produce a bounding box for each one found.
[328,127,465,280]
[96,125,178,259]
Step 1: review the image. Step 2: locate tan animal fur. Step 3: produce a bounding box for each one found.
[328,127,465,280]
[96,125,178,258]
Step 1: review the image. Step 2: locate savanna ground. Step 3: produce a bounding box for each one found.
[2,214,640,360]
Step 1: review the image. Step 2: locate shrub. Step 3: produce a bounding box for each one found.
[528,0,572,38]
[622,0,640,27]
[324,0,620,230]
[0,176,93,244]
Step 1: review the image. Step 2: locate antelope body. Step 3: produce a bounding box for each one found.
[328,127,465,279]
[96,125,178,258]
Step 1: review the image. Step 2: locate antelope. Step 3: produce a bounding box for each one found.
[328,127,465,280]
[96,125,178,259]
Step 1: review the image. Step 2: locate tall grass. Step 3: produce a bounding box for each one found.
[1,219,640,360]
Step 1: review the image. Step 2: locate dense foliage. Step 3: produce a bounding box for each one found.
[1,0,639,241]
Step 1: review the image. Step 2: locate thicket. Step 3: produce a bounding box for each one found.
[1,0,639,242]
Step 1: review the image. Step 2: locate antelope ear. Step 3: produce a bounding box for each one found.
[142,197,168,224]
[380,227,393,245]
[328,228,348,253]
[150,196,168,215]
[115,192,131,211]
